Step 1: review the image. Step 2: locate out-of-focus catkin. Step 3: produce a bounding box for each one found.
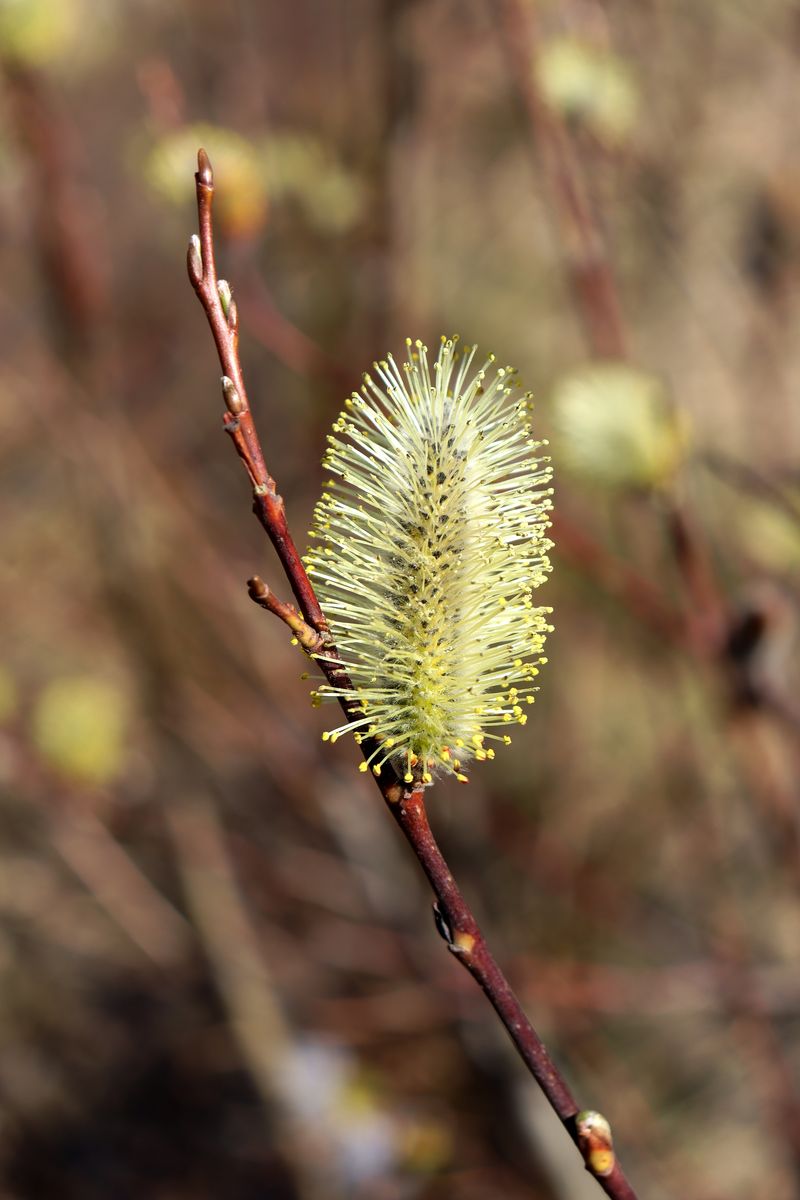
[305,337,553,785]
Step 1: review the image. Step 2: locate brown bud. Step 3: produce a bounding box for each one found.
[221,375,245,416]
[247,576,269,602]
[196,147,214,187]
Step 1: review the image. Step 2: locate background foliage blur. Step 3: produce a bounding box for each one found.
[2,1,800,1197]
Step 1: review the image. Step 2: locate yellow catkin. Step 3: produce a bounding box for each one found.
[306,337,553,784]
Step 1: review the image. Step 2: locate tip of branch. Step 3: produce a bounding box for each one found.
[196,147,214,187]
[247,576,269,602]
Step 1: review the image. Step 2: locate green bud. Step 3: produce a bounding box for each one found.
[537,37,639,148]
[217,279,232,317]
[32,677,129,786]
[552,361,688,490]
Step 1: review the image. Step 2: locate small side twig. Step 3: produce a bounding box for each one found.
[187,148,641,1200]
[247,575,325,654]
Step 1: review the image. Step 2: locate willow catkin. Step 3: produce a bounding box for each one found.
[305,337,554,785]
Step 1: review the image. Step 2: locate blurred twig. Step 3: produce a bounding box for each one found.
[702,450,800,527]
[498,0,729,658]
[167,793,343,1200]
[496,5,627,360]
[497,1,800,1179]
[236,261,354,393]
[3,62,105,363]
[187,148,641,1200]
[3,727,189,968]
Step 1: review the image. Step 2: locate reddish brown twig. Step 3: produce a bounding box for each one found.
[187,149,641,1199]
[188,152,324,633]
[388,790,639,1199]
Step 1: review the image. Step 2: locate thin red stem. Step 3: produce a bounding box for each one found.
[389,789,640,1200]
[189,154,326,633]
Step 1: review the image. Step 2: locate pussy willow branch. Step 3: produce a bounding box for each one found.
[188,149,640,1200]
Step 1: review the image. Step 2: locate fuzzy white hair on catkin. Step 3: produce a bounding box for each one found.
[305,336,554,786]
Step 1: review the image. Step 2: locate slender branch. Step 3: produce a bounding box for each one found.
[188,149,325,634]
[389,789,639,1199]
[187,148,641,1199]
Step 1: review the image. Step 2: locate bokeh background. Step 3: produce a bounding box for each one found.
[2,1,800,1197]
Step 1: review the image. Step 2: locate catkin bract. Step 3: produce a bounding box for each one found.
[306,337,553,784]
